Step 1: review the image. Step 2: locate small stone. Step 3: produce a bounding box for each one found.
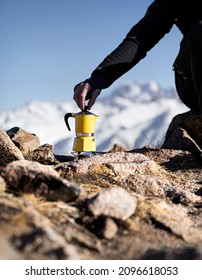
[102,217,118,239]
[87,186,137,221]
[89,217,118,239]
[109,143,126,152]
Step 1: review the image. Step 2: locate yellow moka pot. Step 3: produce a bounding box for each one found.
[64,109,99,152]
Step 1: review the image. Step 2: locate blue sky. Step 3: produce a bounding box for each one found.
[0,0,182,112]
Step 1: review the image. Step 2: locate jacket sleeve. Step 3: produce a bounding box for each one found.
[88,0,177,91]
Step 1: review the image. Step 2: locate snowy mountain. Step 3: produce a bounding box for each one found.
[0,81,188,155]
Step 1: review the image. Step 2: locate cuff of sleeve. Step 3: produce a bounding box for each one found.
[74,73,107,100]
[85,73,106,100]
[86,72,107,92]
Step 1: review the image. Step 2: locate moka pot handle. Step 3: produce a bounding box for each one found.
[64,113,73,131]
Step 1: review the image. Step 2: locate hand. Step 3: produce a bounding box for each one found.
[73,82,100,110]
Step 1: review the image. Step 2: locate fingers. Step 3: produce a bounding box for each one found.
[73,82,100,111]
[73,82,91,110]
[87,89,101,110]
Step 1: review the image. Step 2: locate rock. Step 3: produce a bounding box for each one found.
[26,144,57,164]
[58,152,162,176]
[0,194,80,260]
[130,147,202,184]
[0,233,22,260]
[162,127,202,155]
[137,198,202,243]
[1,160,81,202]
[88,217,118,239]
[0,176,6,193]
[163,110,202,151]
[109,143,126,152]
[100,217,118,239]
[127,173,201,205]
[0,128,24,166]
[6,127,40,156]
[87,186,137,221]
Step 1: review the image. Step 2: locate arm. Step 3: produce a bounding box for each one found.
[74,0,177,109]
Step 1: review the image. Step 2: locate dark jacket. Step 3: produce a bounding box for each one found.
[86,0,202,97]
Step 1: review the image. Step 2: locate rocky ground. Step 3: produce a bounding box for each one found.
[0,111,202,260]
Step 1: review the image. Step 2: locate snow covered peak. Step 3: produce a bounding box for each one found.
[0,81,188,155]
[100,80,177,109]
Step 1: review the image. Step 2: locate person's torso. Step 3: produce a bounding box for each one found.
[174,0,202,35]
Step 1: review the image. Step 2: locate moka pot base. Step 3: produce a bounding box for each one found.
[73,136,96,152]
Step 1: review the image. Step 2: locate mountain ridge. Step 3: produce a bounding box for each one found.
[0,80,188,155]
